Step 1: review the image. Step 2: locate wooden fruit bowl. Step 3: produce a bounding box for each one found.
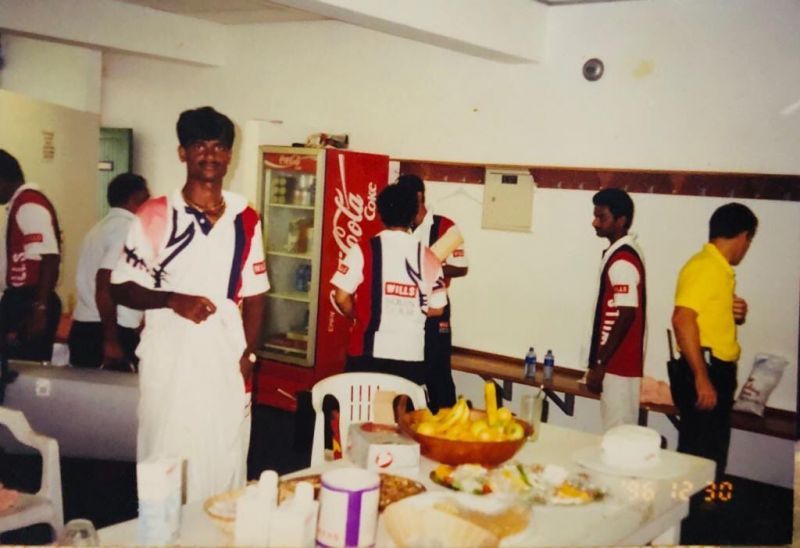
[398,408,532,466]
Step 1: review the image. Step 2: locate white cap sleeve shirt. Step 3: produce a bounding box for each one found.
[15,202,60,257]
[73,208,143,328]
[607,259,640,308]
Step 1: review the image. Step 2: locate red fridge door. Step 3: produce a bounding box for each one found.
[314,148,388,380]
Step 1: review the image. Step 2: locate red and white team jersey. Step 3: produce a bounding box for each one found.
[331,230,447,361]
[589,235,646,377]
[413,211,467,287]
[2,184,61,289]
[111,189,269,303]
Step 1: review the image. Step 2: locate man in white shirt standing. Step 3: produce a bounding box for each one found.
[111,107,269,502]
[69,173,150,371]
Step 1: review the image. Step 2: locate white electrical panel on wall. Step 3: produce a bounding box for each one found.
[482,168,535,232]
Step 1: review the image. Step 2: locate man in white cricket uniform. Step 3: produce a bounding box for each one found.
[111,107,268,502]
[331,183,447,386]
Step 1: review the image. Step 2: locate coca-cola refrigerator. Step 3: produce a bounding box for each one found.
[253,146,389,411]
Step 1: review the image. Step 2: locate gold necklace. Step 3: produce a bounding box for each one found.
[182,190,226,217]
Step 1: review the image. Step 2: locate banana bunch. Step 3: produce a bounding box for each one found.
[415,397,471,439]
[412,382,526,442]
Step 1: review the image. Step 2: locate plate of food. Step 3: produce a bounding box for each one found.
[279,472,426,511]
[430,462,605,506]
[204,472,426,532]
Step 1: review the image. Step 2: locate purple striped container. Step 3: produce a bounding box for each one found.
[316,468,380,548]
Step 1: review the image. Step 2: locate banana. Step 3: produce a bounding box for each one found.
[485,381,498,426]
[435,398,468,433]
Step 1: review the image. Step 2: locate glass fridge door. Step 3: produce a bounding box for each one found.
[257,148,322,367]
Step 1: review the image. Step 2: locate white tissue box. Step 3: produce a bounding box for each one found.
[346,423,420,473]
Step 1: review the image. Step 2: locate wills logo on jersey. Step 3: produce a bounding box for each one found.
[23,233,43,244]
[613,284,629,294]
[385,282,417,298]
[253,261,267,275]
[337,263,349,275]
[453,249,464,258]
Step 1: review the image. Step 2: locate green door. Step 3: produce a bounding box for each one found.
[97,128,133,218]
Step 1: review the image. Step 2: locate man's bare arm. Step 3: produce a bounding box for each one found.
[442,265,468,279]
[110,281,216,324]
[672,305,717,410]
[334,288,355,319]
[27,254,60,338]
[239,293,266,382]
[96,269,124,363]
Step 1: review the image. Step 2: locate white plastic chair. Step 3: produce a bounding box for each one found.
[0,406,63,539]
[310,373,427,466]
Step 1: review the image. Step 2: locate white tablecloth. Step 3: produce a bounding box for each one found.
[99,423,714,546]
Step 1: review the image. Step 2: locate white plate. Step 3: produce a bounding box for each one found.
[377,491,534,547]
[572,446,689,480]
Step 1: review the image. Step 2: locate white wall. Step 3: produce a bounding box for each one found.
[426,182,799,413]
[0,90,100,306]
[0,34,102,113]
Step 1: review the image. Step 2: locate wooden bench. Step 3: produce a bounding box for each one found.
[451,347,796,440]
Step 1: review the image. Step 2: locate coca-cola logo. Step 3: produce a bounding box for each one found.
[332,182,377,255]
[328,155,378,315]
[264,155,305,171]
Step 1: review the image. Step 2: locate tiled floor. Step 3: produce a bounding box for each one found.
[1,404,793,545]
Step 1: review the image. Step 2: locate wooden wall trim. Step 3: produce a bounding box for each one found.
[397,160,800,202]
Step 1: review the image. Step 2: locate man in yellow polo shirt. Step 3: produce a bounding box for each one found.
[671,202,758,480]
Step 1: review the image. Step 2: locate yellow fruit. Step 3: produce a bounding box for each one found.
[487,425,505,441]
[485,381,498,425]
[419,408,434,422]
[505,421,524,440]
[457,430,477,442]
[496,407,512,425]
[433,407,451,422]
[416,421,437,436]
[470,419,489,437]
[477,429,493,442]
[434,464,453,481]
[435,399,468,433]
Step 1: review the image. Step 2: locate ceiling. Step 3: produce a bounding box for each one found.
[116,0,635,25]
[116,0,327,24]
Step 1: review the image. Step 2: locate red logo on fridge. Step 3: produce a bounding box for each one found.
[328,152,378,310]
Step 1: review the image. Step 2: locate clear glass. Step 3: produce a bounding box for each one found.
[258,151,321,368]
[519,390,545,442]
[60,518,99,546]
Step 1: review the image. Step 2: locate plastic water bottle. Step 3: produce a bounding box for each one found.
[543,350,555,382]
[295,264,308,292]
[524,347,537,379]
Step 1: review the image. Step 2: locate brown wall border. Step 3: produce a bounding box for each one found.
[397,160,800,202]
